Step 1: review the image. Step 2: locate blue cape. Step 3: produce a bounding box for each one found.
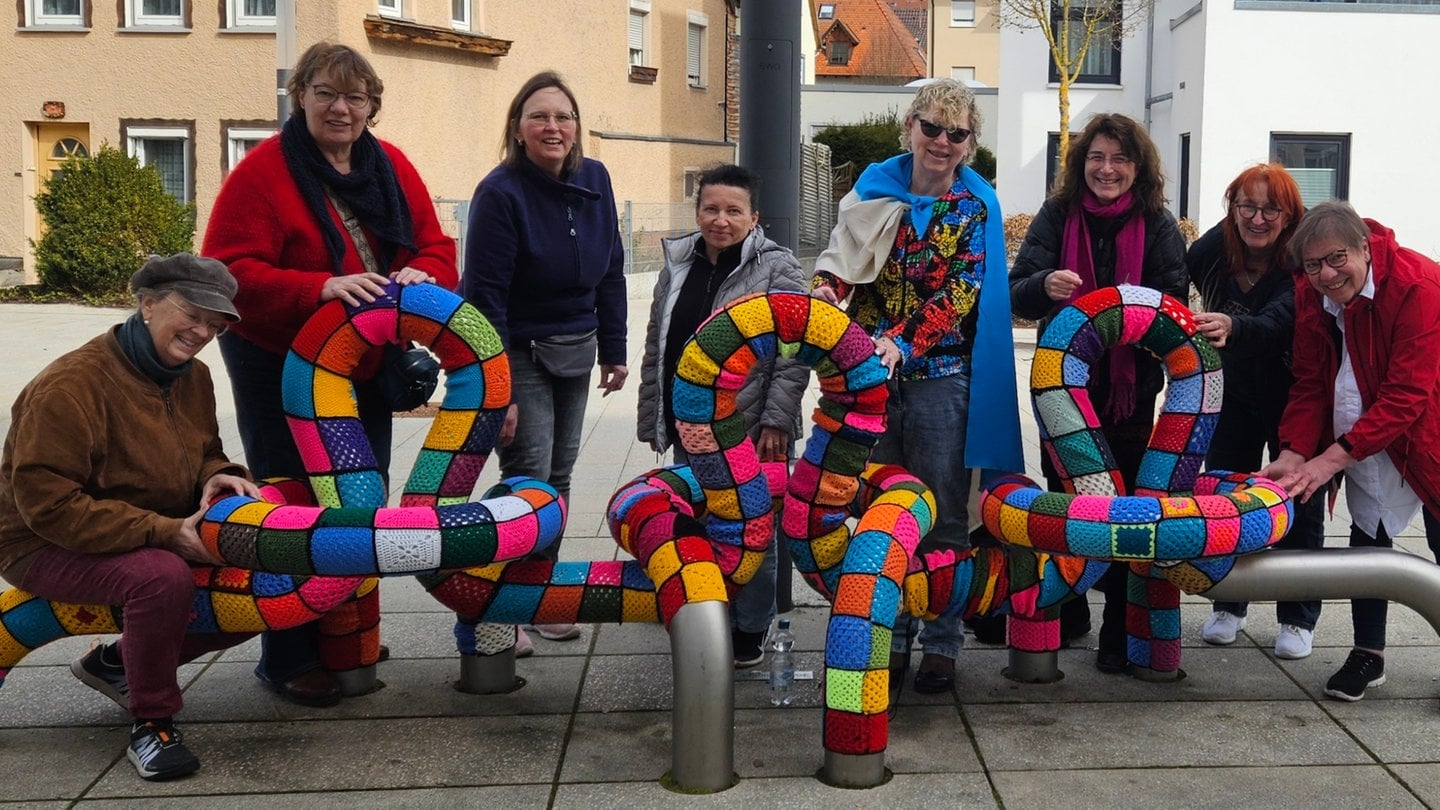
[853,154,1025,483]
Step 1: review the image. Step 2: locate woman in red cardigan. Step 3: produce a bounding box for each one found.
[1262,200,1440,702]
[202,42,457,707]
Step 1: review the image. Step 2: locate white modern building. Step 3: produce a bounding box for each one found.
[999,0,1440,257]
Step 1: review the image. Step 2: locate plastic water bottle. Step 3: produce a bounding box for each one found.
[768,618,795,706]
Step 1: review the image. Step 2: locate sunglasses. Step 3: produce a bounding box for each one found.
[916,118,972,144]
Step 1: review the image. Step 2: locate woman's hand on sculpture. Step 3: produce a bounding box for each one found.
[201,473,260,507]
[391,265,437,286]
[320,272,391,306]
[756,426,789,462]
[1044,269,1083,302]
[1194,312,1233,348]
[811,285,840,305]
[874,335,903,373]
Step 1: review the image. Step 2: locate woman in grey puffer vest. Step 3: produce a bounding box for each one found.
[636,164,810,667]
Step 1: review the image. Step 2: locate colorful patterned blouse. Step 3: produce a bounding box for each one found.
[814,182,987,381]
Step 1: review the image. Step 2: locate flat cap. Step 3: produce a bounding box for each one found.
[130,253,240,322]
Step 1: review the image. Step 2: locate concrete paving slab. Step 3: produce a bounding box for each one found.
[0,724,122,800]
[967,699,1369,771]
[83,715,570,798]
[991,764,1422,809]
[78,786,552,809]
[1325,699,1440,763]
[553,772,997,809]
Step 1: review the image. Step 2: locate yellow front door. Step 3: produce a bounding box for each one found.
[30,123,91,243]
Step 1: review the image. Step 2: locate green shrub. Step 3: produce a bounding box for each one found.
[31,144,194,299]
[813,111,905,174]
[972,145,996,186]
[814,113,998,186]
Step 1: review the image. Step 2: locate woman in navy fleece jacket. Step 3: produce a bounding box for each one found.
[462,71,627,643]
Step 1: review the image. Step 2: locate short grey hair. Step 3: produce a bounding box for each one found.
[1289,200,1369,266]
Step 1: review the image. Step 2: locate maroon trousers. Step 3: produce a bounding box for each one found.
[22,545,252,720]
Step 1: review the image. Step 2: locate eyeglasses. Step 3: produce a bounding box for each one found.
[523,111,577,127]
[1234,203,1284,223]
[1085,152,1132,168]
[162,296,229,336]
[1301,248,1351,275]
[309,84,371,110]
[916,118,972,144]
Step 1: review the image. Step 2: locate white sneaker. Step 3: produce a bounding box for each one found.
[1274,625,1314,659]
[1201,611,1246,645]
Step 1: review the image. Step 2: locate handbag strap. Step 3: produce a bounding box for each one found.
[324,187,384,276]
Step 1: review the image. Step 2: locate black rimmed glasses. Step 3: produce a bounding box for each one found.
[1301,248,1350,276]
[916,118,972,144]
[162,296,229,337]
[309,84,371,110]
[1234,202,1284,223]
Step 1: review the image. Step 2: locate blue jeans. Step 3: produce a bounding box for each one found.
[673,445,779,636]
[219,332,394,682]
[1206,418,1325,630]
[876,373,972,661]
[1352,507,1440,651]
[502,347,591,561]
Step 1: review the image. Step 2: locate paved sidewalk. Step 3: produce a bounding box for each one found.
[2,299,1439,808]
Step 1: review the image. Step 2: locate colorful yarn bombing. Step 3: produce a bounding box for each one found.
[641,292,1110,758]
[0,282,562,683]
[980,284,1293,673]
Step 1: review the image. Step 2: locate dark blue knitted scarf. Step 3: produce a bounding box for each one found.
[279,115,415,274]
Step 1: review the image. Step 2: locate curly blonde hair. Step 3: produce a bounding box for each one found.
[896,78,982,164]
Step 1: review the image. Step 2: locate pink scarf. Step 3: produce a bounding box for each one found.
[1059,190,1146,421]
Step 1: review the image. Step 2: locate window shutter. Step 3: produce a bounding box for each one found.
[629,11,645,64]
[687,24,702,83]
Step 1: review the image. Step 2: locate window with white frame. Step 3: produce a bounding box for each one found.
[125,0,184,27]
[818,3,834,19]
[451,0,470,30]
[126,126,193,204]
[226,127,274,175]
[27,0,85,26]
[378,0,402,18]
[629,1,651,66]
[951,0,976,25]
[687,12,708,87]
[227,0,275,28]
[683,168,703,199]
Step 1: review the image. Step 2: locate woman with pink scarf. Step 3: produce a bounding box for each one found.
[1008,113,1189,674]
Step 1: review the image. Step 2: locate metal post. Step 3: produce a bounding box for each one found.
[738,3,801,251]
[822,750,887,789]
[275,0,297,124]
[1204,548,1440,637]
[667,600,736,793]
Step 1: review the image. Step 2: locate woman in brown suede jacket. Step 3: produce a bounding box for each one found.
[0,254,258,782]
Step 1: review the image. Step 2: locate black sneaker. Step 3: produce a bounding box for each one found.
[732,629,767,668]
[128,719,200,781]
[1324,649,1385,701]
[71,642,129,711]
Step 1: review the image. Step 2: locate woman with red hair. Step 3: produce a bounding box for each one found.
[1187,163,1325,659]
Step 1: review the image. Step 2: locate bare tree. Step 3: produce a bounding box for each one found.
[998,0,1155,175]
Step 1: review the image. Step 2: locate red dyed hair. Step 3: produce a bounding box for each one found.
[1220,163,1304,277]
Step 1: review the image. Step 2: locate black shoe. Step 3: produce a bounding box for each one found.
[731,629,767,668]
[260,668,342,708]
[128,719,200,781]
[72,641,129,711]
[1324,649,1385,701]
[912,653,956,694]
[1095,650,1129,675]
[966,613,1007,645]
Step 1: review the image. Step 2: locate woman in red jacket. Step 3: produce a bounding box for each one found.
[1263,200,1440,702]
[202,42,457,707]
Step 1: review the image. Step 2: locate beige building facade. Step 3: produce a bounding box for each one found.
[1,0,735,283]
[928,0,1000,87]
